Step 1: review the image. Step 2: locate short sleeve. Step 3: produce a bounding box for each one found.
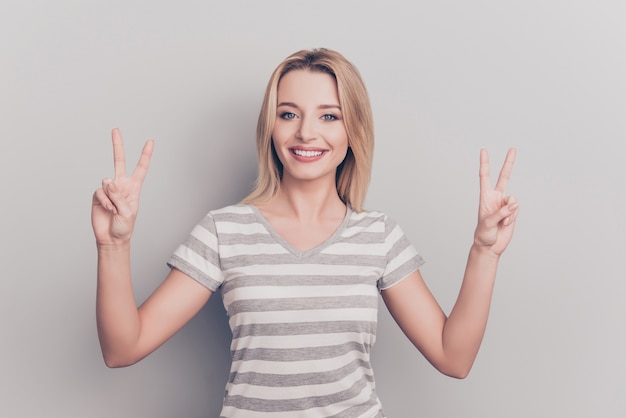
[377,215,425,291]
[167,213,225,292]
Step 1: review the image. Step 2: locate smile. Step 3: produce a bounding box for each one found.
[292,149,324,157]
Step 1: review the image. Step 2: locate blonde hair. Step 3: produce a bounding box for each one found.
[242,48,374,212]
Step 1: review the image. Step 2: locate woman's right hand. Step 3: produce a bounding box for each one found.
[92,128,154,247]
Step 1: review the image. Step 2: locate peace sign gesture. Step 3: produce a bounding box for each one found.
[473,148,519,256]
[91,128,154,247]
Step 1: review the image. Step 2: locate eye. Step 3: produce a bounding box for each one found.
[321,114,338,121]
[280,112,297,120]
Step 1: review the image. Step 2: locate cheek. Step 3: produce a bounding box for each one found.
[271,123,290,149]
[270,136,287,163]
[333,130,349,151]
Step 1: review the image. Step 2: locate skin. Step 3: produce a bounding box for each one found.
[92,69,519,377]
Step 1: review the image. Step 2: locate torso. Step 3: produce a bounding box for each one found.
[168,203,424,417]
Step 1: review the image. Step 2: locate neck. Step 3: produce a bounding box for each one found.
[266,176,346,221]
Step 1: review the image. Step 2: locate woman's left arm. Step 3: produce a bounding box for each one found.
[382,148,519,379]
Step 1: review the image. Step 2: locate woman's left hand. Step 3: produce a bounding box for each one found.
[473,148,519,256]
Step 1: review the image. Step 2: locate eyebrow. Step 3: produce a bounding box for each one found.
[277,102,342,110]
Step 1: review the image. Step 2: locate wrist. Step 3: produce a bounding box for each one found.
[470,242,501,261]
[96,240,131,253]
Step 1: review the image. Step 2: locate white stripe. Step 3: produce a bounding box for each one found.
[220,243,290,258]
[341,222,384,237]
[230,308,378,329]
[223,284,377,304]
[217,221,267,234]
[231,350,371,375]
[384,245,419,276]
[225,263,382,278]
[220,387,381,418]
[321,242,387,256]
[173,246,224,282]
[226,366,374,400]
[351,210,383,221]
[232,331,375,350]
[190,224,217,251]
[385,223,405,246]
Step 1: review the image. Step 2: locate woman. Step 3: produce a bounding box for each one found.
[92,48,519,417]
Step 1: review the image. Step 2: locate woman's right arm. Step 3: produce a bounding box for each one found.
[92,128,212,368]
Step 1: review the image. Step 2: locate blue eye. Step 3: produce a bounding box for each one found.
[322,114,337,121]
[280,112,296,120]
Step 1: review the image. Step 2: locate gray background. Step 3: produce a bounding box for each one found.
[2,1,625,417]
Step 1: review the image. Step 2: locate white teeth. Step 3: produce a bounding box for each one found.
[293,149,323,157]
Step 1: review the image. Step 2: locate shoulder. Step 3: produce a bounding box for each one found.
[206,204,265,236]
[348,206,397,229]
[206,203,258,223]
[209,203,255,217]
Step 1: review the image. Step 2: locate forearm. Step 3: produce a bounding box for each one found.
[441,244,500,377]
[96,242,141,367]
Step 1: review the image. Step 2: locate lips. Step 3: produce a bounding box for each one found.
[290,147,327,161]
[293,149,323,157]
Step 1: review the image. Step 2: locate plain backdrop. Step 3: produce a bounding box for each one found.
[1,1,625,417]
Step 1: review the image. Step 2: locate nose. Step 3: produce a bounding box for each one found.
[295,115,317,142]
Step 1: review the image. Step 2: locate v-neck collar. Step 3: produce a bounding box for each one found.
[248,204,352,259]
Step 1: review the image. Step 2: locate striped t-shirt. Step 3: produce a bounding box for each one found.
[168,204,424,418]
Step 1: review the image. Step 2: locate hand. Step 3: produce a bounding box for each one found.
[91,128,154,247]
[473,148,519,256]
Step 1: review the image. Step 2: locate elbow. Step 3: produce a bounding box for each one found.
[435,361,473,380]
[443,368,471,380]
[102,352,139,369]
[103,358,129,369]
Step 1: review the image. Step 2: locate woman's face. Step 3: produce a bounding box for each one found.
[272,69,349,186]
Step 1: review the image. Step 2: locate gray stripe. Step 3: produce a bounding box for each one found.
[327,389,383,418]
[229,358,372,386]
[346,215,383,229]
[197,213,217,233]
[387,235,413,261]
[223,374,371,412]
[383,216,396,239]
[213,211,257,224]
[221,275,379,294]
[380,255,424,289]
[183,235,218,260]
[228,296,378,315]
[221,253,385,269]
[218,233,275,245]
[335,231,384,244]
[167,256,222,292]
[231,341,372,362]
[232,321,376,339]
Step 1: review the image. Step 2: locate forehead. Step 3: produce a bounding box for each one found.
[277,70,339,105]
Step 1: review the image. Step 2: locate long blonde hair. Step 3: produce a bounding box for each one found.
[242,48,374,212]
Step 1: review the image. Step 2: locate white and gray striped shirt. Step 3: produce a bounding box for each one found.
[168,204,424,417]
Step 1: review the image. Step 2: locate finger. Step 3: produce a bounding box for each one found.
[102,177,113,188]
[112,128,126,180]
[503,207,519,226]
[502,196,520,226]
[494,147,516,193]
[131,139,154,184]
[105,181,132,218]
[485,205,516,229]
[93,188,116,213]
[479,148,492,194]
[503,195,518,208]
